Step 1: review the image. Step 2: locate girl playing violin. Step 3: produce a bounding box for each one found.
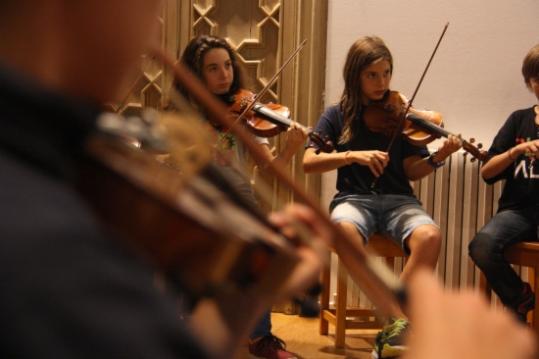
[176,35,306,173]
[303,36,461,358]
[469,44,539,323]
[176,34,306,359]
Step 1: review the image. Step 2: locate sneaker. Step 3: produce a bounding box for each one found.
[248,334,298,359]
[371,318,409,358]
[515,282,535,323]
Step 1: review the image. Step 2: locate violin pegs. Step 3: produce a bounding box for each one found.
[477,143,483,149]
[469,138,476,144]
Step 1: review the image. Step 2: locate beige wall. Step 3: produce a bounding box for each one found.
[325,0,538,145]
[321,0,538,208]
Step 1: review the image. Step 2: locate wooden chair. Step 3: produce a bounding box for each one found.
[479,241,539,340]
[319,234,405,348]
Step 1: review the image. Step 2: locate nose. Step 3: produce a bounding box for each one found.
[217,68,225,78]
[379,74,389,88]
[219,66,229,80]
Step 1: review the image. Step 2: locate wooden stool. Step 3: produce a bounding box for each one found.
[319,234,405,348]
[479,241,539,339]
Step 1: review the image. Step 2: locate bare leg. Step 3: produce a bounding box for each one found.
[335,221,366,247]
[401,224,441,283]
[335,221,406,318]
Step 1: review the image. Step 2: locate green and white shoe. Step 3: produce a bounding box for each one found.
[371,318,409,358]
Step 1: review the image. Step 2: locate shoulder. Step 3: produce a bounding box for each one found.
[321,104,343,120]
[496,107,535,134]
[318,104,344,128]
[507,107,535,123]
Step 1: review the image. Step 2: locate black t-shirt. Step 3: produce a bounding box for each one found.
[486,107,539,214]
[308,104,429,197]
[0,65,209,358]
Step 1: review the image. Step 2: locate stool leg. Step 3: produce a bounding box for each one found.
[531,267,539,339]
[335,259,347,349]
[319,251,331,335]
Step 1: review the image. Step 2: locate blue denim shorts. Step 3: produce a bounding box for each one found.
[330,194,437,254]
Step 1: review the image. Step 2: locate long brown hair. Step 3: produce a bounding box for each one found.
[339,36,393,144]
[175,35,245,99]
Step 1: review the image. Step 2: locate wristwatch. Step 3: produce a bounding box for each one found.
[427,151,445,168]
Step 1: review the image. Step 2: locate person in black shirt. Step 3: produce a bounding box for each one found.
[0,2,210,357]
[303,36,461,358]
[469,44,539,323]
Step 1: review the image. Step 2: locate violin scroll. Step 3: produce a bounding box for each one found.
[461,138,489,162]
[309,132,334,154]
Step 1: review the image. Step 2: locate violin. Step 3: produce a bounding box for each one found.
[227,88,334,153]
[78,111,301,301]
[363,90,488,162]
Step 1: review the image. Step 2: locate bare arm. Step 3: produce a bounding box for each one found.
[302,147,349,173]
[402,155,432,181]
[404,135,461,181]
[303,147,389,177]
[272,125,308,167]
[252,126,308,178]
[481,139,539,180]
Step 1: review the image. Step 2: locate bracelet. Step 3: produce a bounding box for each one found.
[427,151,445,168]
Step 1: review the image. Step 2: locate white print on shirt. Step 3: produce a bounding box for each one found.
[514,159,539,179]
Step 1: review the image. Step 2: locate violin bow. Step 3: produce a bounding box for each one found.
[153,47,404,317]
[227,38,308,132]
[371,22,450,189]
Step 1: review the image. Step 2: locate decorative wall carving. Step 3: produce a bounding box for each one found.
[111,0,328,209]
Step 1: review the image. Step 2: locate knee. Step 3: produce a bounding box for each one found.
[335,221,365,243]
[469,232,496,266]
[409,225,442,253]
